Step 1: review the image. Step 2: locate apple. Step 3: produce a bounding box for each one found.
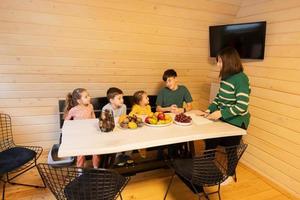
[154,112,160,117]
[157,112,165,120]
[145,116,150,124]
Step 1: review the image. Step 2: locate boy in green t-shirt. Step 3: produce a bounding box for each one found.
[156,69,193,159]
[156,69,193,113]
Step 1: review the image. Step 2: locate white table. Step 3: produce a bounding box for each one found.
[58,112,246,157]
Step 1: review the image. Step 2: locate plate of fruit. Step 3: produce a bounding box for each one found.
[174,113,192,126]
[118,114,143,129]
[144,112,173,127]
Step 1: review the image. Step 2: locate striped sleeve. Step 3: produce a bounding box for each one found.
[208,93,220,113]
[221,77,250,119]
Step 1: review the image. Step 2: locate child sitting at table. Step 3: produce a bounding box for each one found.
[156,69,193,113]
[129,90,152,158]
[102,87,133,166]
[102,87,127,118]
[156,69,193,159]
[64,88,100,168]
[129,90,152,116]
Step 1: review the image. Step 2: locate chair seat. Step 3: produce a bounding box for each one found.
[173,159,193,179]
[64,172,127,200]
[172,158,224,193]
[172,159,203,193]
[0,147,36,174]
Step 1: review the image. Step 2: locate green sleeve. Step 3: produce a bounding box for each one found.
[183,86,193,103]
[221,77,250,119]
[156,89,163,106]
[208,93,219,113]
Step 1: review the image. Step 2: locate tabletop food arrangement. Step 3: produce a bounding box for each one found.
[174,113,192,126]
[144,112,173,127]
[118,114,144,129]
[114,111,194,130]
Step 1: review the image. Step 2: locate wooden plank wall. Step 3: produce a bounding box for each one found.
[0,0,240,148]
[207,0,300,198]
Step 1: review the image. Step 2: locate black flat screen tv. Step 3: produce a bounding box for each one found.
[209,21,266,59]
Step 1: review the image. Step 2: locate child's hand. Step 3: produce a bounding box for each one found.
[206,111,221,120]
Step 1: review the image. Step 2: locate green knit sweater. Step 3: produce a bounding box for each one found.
[208,72,251,128]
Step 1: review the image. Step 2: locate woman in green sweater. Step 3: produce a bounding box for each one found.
[197,47,250,174]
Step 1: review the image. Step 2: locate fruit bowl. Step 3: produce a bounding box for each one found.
[144,122,172,127]
[174,113,192,126]
[174,120,192,126]
[118,114,143,129]
[144,112,173,127]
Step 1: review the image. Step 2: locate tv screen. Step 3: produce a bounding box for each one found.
[209,21,266,59]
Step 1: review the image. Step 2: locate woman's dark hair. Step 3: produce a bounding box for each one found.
[106,87,123,100]
[133,90,146,105]
[162,69,177,81]
[64,88,87,117]
[217,47,243,80]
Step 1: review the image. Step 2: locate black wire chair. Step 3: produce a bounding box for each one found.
[37,163,130,200]
[0,113,46,200]
[164,143,248,200]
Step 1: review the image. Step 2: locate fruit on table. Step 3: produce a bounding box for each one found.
[149,117,158,124]
[145,112,172,125]
[128,121,138,129]
[148,112,154,117]
[157,112,165,120]
[118,115,127,124]
[119,114,143,129]
[175,113,192,123]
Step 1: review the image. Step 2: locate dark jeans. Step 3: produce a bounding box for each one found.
[204,123,246,176]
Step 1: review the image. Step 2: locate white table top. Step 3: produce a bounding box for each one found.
[58,112,246,157]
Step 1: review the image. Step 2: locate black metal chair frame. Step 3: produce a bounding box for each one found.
[164,143,248,200]
[37,163,130,200]
[0,113,46,200]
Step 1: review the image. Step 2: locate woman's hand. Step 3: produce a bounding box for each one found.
[195,110,210,117]
[206,110,222,120]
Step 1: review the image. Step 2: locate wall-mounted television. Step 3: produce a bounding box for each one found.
[209,21,266,59]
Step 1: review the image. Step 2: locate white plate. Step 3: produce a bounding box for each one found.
[144,121,172,127]
[174,120,192,126]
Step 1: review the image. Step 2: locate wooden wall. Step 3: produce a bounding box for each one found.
[0,0,240,148]
[209,0,300,198]
[1,0,300,198]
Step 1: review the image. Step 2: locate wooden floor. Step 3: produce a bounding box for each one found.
[3,154,292,200]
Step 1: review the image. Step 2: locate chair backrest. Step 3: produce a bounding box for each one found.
[192,143,247,186]
[0,113,14,151]
[58,95,157,128]
[224,142,248,176]
[37,163,129,200]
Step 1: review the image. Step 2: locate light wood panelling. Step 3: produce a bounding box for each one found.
[0,0,239,149]
[2,0,300,199]
[231,0,300,198]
